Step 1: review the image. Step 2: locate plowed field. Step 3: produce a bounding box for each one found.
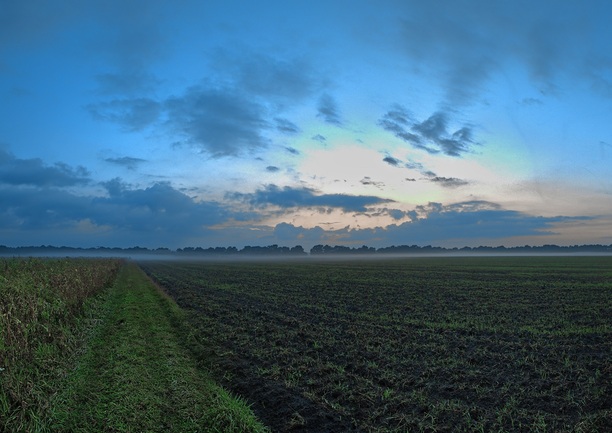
[141,257,612,432]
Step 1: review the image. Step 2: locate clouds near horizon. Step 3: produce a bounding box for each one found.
[270,205,590,248]
[230,184,393,213]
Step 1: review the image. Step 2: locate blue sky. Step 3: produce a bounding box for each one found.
[1,0,611,249]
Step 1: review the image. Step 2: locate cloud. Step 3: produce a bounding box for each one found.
[405,160,425,170]
[427,176,469,188]
[87,98,161,132]
[212,52,318,103]
[412,112,473,156]
[0,0,84,49]
[360,177,385,189]
[378,108,426,149]
[231,184,393,212]
[87,47,327,158]
[396,1,612,103]
[266,202,589,248]
[379,107,476,156]
[443,200,501,212]
[0,149,90,187]
[97,181,227,228]
[317,94,342,125]
[266,166,280,173]
[520,97,543,106]
[387,209,406,220]
[0,178,233,247]
[275,118,300,134]
[92,0,170,73]
[104,156,147,170]
[311,134,327,143]
[383,156,401,166]
[0,185,92,231]
[165,85,269,157]
[284,146,300,155]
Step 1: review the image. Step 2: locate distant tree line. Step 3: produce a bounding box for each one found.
[1,243,611,257]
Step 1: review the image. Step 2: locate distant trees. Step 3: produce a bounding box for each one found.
[0,243,610,258]
[310,244,376,255]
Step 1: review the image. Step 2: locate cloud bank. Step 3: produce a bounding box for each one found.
[230,184,393,213]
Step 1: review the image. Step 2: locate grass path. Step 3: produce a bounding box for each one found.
[49,262,269,433]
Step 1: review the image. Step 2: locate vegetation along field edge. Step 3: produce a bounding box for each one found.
[0,258,269,433]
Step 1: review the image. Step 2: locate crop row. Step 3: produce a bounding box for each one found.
[141,256,612,432]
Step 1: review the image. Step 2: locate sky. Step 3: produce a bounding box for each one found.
[1,0,612,249]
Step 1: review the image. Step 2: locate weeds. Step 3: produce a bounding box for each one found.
[0,257,121,433]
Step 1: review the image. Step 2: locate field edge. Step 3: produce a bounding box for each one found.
[48,261,270,433]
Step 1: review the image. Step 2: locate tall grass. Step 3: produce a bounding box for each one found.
[0,258,121,433]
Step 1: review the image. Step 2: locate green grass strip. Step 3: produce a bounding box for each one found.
[49,262,269,433]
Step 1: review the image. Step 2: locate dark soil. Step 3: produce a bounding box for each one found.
[141,257,612,432]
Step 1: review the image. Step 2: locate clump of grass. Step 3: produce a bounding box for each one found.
[0,257,122,433]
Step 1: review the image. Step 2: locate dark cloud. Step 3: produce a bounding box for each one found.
[379,107,476,157]
[0,177,230,246]
[97,181,226,230]
[397,1,611,104]
[0,149,90,187]
[284,146,300,155]
[88,48,325,157]
[93,0,170,73]
[231,184,393,212]
[317,94,342,125]
[0,0,84,49]
[275,118,300,134]
[311,134,327,143]
[405,160,424,170]
[387,209,406,220]
[213,52,318,103]
[383,156,401,166]
[165,85,269,157]
[266,166,280,173]
[0,179,229,240]
[411,112,474,157]
[87,98,161,132]
[273,222,326,244]
[104,156,147,170]
[360,177,385,189]
[0,185,92,231]
[382,105,414,125]
[520,97,544,106]
[428,176,469,188]
[378,107,425,149]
